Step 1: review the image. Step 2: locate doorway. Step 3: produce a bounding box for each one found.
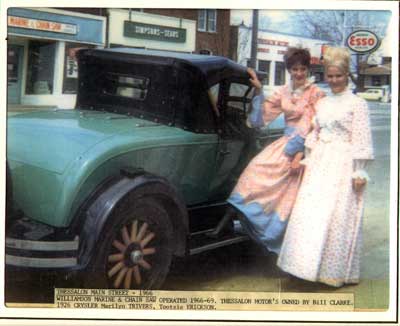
[7,45,24,104]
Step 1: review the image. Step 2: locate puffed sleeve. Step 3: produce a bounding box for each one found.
[247,88,283,128]
[351,98,374,180]
[303,92,324,152]
[304,116,320,150]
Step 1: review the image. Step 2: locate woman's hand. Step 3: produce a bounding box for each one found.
[290,152,304,175]
[290,160,302,174]
[247,68,262,94]
[353,177,366,192]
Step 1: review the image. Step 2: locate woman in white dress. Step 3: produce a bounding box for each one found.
[277,47,374,287]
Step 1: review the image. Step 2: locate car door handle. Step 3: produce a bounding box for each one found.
[219,150,231,155]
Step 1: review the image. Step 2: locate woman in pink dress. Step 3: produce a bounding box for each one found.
[225,48,324,254]
[277,47,374,287]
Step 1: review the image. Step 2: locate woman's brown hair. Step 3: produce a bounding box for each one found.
[284,47,311,70]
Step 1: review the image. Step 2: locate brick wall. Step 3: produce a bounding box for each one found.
[59,8,107,16]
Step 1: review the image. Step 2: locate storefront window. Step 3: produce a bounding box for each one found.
[26,41,56,94]
[258,60,270,85]
[63,43,94,94]
[372,76,382,86]
[275,61,286,86]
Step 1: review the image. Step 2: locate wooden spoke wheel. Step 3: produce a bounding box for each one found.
[107,220,158,289]
[91,198,173,290]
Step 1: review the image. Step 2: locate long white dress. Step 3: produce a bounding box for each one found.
[277,89,374,287]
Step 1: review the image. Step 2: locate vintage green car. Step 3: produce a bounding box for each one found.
[6,48,281,289]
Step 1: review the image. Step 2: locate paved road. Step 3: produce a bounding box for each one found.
[5,101,394,310]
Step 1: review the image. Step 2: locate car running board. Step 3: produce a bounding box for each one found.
[188,228,249,256]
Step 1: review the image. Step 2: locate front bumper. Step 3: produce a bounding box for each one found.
[6,217,80,271]
[6,236,79,269]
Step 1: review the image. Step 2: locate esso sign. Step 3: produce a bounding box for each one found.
[346,30,380,53]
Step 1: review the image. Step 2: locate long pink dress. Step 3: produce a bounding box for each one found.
[277,89,374,287]
[228,82,324,253]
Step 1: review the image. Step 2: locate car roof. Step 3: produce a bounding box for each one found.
[77,47,266,87]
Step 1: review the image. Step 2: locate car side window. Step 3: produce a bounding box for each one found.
[221,81,254,138]
[227,82,254,112]
[103,73,150,101]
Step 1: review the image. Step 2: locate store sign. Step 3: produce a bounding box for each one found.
[66,56,78,78]
[124,21,186,43]
[258,38,289,47]
[8,16,77,34]
[346,30,380,53]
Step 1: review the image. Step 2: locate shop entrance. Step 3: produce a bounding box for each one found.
[7,45,24,104]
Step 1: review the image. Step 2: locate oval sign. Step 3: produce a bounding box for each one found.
[346,30,380,53]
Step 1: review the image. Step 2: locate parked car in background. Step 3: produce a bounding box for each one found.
[6,48,275,290]
[357,88,384,101]
[357,86,391,102]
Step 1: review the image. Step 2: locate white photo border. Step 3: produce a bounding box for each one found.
[0,0,398,324]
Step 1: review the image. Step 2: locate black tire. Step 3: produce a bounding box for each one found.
[89,197,174,290]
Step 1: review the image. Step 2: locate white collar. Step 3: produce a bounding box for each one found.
[288,78,315,95]
[330,87,352,97]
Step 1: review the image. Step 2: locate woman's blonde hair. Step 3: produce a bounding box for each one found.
[323,46,351,73]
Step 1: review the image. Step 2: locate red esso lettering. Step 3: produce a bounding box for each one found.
[349,36,356,46]
[368,38,375,46]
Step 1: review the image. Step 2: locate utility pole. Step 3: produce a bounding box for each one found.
[250,9,259,69]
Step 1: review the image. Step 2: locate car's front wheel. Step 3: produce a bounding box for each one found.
[90,197,174,290]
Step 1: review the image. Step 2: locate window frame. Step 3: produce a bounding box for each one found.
[207,9,217,33]
[63,43,95,95]
[274,61,286,86]
[258,60,270,85]
[197,9,217,33]
[102,72,150,101]
[25,40,56,95]
[197,9,207,32]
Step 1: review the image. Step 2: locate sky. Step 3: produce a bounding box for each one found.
[230,9,392,55]
[230,9,392,37]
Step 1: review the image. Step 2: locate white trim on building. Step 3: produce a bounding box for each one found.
[107,9,196,53]
[236,25,329,94]
[7,8,106,108]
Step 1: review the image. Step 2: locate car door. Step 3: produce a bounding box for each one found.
[207,80,255,199]
[208,80,285,200]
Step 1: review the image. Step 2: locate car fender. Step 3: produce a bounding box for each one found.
[77,172,189,268]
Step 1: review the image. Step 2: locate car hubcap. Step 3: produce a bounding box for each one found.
[107,220,157,289]
[130,250,144,264]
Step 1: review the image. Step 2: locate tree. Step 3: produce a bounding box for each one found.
[292,10,391,90]
[293,10,389,46]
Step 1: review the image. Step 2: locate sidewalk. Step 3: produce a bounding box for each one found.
[7,105,57,116]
